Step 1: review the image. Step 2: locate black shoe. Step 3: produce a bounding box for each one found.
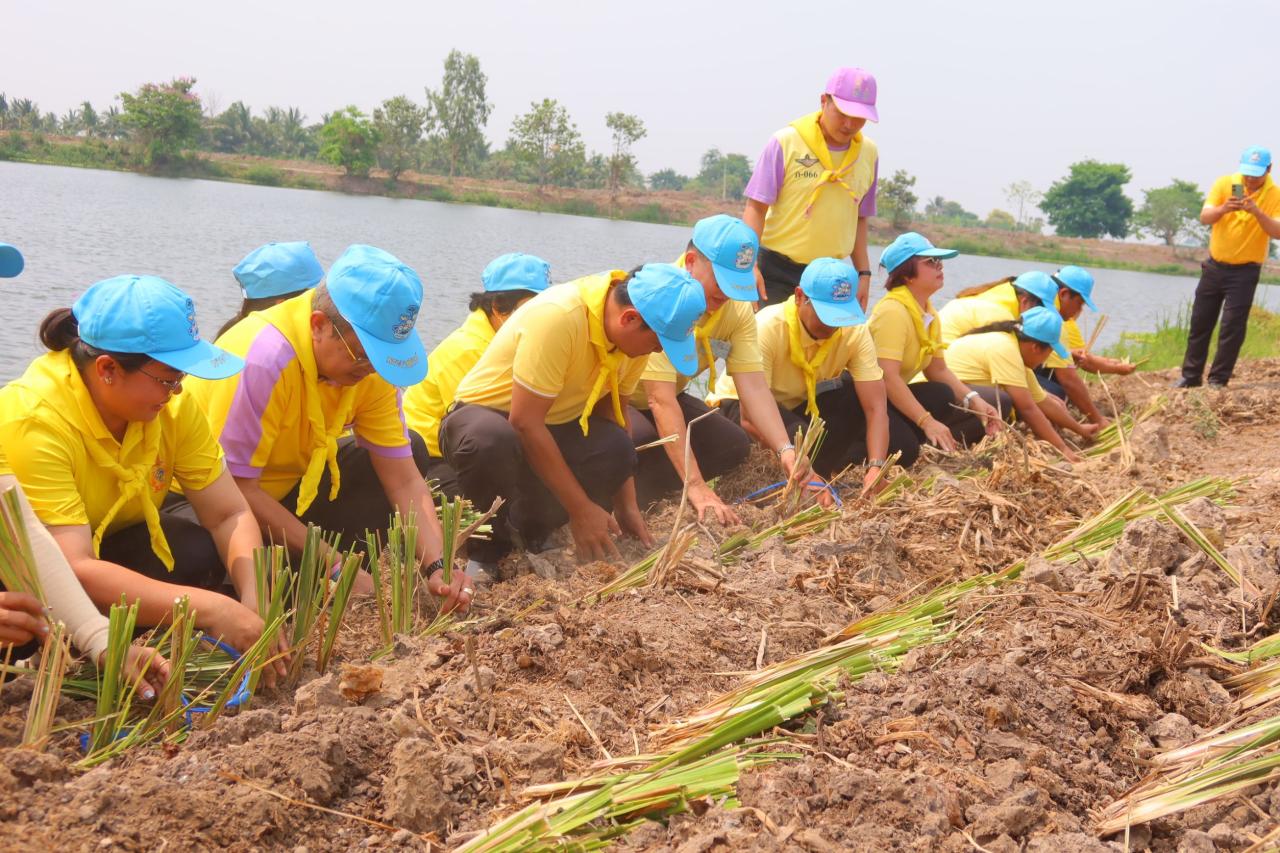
[1207,379,1228,388]
[1171,376,1202,389]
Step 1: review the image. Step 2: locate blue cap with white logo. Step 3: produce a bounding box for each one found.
[0,243,24,278]
[1018,306,1069,360]
[800,258,866,327]
[73,275,243,380]
[690,215,760,301]
[1051,266,1098,312]
[326,244,428,387]
[878,231,958,275]
[233,242,324,300]
[626,264,707,377]
[1013,271,1061,310]
[482,253,553,294]
[1239,146,1272,178]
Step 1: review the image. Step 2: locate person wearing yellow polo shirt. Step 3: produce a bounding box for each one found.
[1177,146,1280,388]
[709,258,892,494]
[0,275,287,682]
[189,244,472,614]
[442,264,705,577]
[938,270,1060,344]
[632,215,806,527]
[216,241,324,339]
[1035,266,1134,425]
[403,252,551,499]
[945,308,1086,463]
[743,67,880,308]
[867,233,1002,459]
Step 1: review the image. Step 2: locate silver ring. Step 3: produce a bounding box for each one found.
[462,587,474,595]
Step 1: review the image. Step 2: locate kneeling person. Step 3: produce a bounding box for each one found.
[710,258,892,494]
[442,264,706,576]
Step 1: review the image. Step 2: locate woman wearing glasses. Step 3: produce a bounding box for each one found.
[867,233,1003,459]
[187,244,472,614]
[0,275,287,680]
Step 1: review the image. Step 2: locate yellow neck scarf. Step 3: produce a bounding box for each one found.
[789,110,863,217]
[263,295,358,516]
[39,351,175,569]
[694,305,726,390]
[577,273,628,436]
[884,287,945,364]
[785,297,842,417]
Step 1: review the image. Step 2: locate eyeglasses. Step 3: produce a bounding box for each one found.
[921,257,945,270]
[138,366,186,393]
[328,315,370,367]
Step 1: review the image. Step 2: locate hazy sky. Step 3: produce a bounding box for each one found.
[5,0,1278,221]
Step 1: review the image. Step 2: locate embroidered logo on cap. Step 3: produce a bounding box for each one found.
[735,244,755,270]
[386,353,420,368]
[1250,152,1262,163]
[185,298,200,340]
[831,279,853,301]
[392,305,419,341]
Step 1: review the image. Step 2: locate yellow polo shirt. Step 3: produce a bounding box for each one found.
[454,272,648,425]
[187,291,411,503]
[1207,174,1280,265]
[867,296,941,380]
[708,298,882,409]
[403,309,495,456]
[631,299,762,408]
[0,350,224,536]
[945,331,1047,403]
[939,293,1016,344]
[1044,317,1087,370]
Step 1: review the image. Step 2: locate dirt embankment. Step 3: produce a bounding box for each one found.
[3,364,1280,851]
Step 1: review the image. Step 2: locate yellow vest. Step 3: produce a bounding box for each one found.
[760,113,878,264]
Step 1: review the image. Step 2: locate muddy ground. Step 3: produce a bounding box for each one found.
[3,362,1280,852]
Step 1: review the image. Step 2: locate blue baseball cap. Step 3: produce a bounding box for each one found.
[800,258,866,327]
[627,264,707,377]
[690,215,759,301]
[326,245,428,387]
[73,275,243,380]
[482,253,552,294]
[233,242,324,300]
[1240,146,1272,178]
[0,243,23,278]
[878,232,958,275]
[1013,271,1060,310]
[1018,306,1069,360]
[1051,266,1098,312]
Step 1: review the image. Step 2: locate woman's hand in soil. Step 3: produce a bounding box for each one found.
[613,503,653,548]
[923,417,958,452]
[1074,421,1102,442]
[971,398,1004,435]
[569,503,622,564]
[860,468,886,499]
[206,596,289,687]
[427,566,473,615]
[116,645,170,702]
[0,591,48,646]
[688,482,741,526]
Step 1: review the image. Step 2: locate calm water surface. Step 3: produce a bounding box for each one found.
[1,161,1264,384]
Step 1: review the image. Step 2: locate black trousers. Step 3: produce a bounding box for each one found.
[630,394,752,506]
[758,247,807,307]
[885,381,988,463]
[1033,367,1067,400]
[100,512,231,593]
[440,404,637,562]
[1181,258,1262,385]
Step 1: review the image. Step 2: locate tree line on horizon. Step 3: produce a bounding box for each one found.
[0,52,1218,247]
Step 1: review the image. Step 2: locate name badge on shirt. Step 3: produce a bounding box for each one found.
[710,339,731,360]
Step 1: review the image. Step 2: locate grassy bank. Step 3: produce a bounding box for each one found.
[1103,305,1280,370]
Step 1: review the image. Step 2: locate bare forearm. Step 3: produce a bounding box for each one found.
[1018,400,1071,453]
[742,199,767,238]
[389,480,444,565]
[882,366,929,424]
[649,395,706,486]
[206,509,261,600]
[736,374,791,452]
[1055,367,1103,422]
[239,483,314,556]
[69,558,226,629]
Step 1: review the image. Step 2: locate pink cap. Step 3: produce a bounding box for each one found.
[824,67,878,122]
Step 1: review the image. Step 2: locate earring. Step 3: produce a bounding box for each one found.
[104,376,113,384]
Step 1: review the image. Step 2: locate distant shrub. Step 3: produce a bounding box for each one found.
[244,164,284,186]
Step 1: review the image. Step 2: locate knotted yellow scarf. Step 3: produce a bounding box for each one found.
[789,110,863,217]
[264,296,358,515]
[785,297,841,417]
[37,351,175,569]
[883,287,945,374]
[577,273,628,436]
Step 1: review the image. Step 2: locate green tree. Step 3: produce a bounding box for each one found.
[60,107,82,136]
[319,106,380,178]
[692,148,752,199]
[985,209,1017,230]
[119,77,204,166]
[508,98,584,188]
[1040,160,1134,238]
[879,169,919,229]
[373,95,428,181]
[649,168,688,191]
[209,101,255,153]
[425,50,492,177]
[1004,180,1043,229]
[80,101,100,138]
[923,196,978,224]
[605,111,646,198]
[1134,179,1204,246]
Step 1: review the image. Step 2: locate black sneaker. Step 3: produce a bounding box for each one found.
[1207,379,1228,388]
[1171,376,1202,389]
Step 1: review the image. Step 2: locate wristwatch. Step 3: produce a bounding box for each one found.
[857,270,872,278]
[866,458,887,468]
[962,390,980,410]
[777,442,796,457]
[425,557,445,574]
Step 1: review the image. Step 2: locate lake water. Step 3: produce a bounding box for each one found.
[0,160,1262,384]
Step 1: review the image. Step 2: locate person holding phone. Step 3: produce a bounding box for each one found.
[1176,146,1280,388]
